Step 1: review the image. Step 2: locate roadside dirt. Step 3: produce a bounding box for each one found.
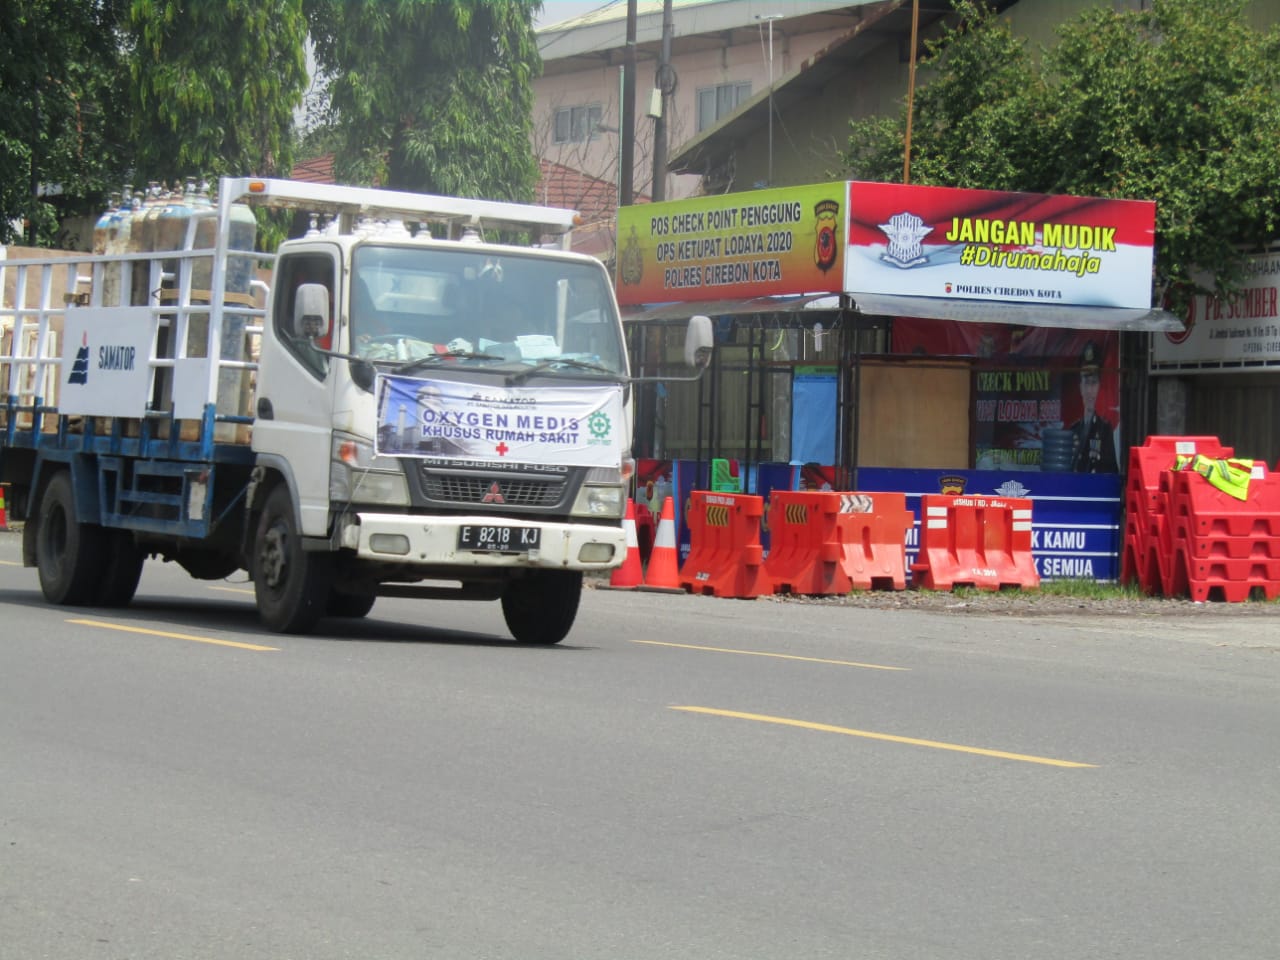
[762,586,1280,617]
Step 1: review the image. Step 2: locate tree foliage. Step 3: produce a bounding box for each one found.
[841,0,1280,312]
[128,0,309,182]
[304,0,543,201]
[0,0,132,245]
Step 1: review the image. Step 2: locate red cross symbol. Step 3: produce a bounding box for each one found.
[495,442,509,457]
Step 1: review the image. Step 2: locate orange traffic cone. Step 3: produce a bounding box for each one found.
[600,499,642,590]
[638,496,685,593]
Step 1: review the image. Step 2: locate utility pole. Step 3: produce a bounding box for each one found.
[903,0,920,184]
[756,14,782,186]
[620,0,638,206]
[650,0,674,202]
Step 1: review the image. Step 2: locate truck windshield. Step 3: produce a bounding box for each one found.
[351,244,626,377]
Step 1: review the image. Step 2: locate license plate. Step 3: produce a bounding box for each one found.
[458,525,540,552]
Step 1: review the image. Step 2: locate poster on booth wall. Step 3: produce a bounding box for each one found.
[374,373,625,466]
[614,182,848,305]
[846,181,1156,310]
[892,321,1121,473]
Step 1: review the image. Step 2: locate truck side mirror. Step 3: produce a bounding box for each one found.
[293,283,331,341]
[684,314,713,369]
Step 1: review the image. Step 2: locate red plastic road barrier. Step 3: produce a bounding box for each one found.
[679,491,770,598]
[1120,436,1232,594]
[1159,462,1280,602]
[601,499,642,590]
[0,483,8,531]
[762,490,852,596]
[910,494,1039,592]
[835,491,912,591]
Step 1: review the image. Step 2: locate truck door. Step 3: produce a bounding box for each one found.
[253,248,340,537]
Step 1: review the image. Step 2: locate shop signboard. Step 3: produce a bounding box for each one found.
[1150,249,1280,371]
[845,181,1156,309]
[614,182,848,305]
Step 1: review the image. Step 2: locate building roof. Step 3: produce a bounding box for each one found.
[537,0,886,71]
[664,0,1016,184]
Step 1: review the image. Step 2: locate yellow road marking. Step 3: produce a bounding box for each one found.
[634,639,906,671]
[67,618,278,651]
[671,706,1096,768]
[0,559,21,566]
[207,585,255,596]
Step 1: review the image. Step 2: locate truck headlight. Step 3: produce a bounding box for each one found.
[571,483,625,518]
[330,433,410,506]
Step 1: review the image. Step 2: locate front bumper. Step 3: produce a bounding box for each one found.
[340,511,626,570]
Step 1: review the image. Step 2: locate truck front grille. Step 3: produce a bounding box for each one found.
[421,471,566,508]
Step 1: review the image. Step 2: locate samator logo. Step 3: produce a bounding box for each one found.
[68,332,91,385]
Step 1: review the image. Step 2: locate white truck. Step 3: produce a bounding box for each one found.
[0,177,710,641]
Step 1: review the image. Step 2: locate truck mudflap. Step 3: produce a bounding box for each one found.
[343,512,626,569]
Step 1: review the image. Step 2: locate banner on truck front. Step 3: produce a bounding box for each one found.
[375,374,625,467]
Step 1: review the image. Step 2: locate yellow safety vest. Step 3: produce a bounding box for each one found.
[1173,454,1255,501]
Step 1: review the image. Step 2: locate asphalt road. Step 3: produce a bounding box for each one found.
[2,528,1278,960]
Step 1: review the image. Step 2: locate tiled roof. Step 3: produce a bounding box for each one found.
[536,159,617,226]
[290,154,335,183]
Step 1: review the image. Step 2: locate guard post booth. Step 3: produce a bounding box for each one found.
[616,180,1180,580]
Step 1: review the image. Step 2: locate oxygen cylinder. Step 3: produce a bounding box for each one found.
[100,190,133,307]
[93,192,120,255]
[129,183,162,306]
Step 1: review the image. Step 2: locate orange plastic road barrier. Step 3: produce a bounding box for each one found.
[679,491,769,598]
[835,491,913,591]
[910,494,1039,592]
[638,497,685,594]
[601,499,642,590]
[762,490,852,596]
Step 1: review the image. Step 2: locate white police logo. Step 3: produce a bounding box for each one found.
[878,212,933,268]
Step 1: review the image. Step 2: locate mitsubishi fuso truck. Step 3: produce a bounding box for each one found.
[0,177,710,641]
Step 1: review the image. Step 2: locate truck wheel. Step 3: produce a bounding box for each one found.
[94,530,145,608]
[501,570,582,644]
[326,591,376,618]
[36,471,106,606]
[252,486,331,634]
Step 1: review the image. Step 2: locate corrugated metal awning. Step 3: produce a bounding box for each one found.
[849,293,1183,332]
[621,294,842,322]
[621,292,1182,331]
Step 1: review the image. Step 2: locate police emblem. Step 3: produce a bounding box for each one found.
[619,226,644,287]
[879,211,933,268]
[814,199,840,272]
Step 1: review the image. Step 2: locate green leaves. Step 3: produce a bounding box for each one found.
[0,0,132,244]
[306,0,542,201]
[127,0,309,182]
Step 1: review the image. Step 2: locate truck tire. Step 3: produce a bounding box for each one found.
[501,570,582,644]
[93,530,145,608]
[36,470,106,606]
[326,590,376,618]
[252,485,331,634]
